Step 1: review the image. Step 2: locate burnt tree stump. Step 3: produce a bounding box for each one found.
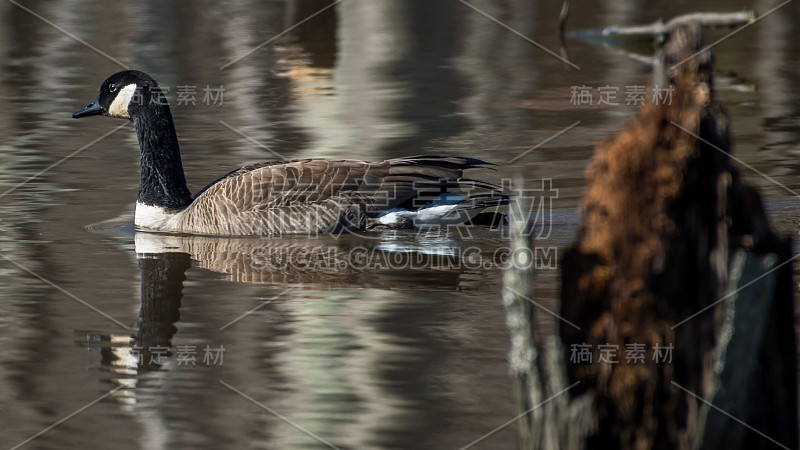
[501,22,797,450]
[558,24,797,450]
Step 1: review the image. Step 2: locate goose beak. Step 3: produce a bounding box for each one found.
[72,95,103,118]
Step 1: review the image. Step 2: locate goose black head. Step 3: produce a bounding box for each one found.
[73,70,167,120]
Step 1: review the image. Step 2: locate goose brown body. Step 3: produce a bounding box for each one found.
[143,156,497,235]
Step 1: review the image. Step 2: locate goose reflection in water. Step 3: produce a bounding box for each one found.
[78,250,189,379]
[74,228,505,446]
[78,226,505,383]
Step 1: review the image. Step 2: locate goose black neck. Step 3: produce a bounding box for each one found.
[132,104,192,210]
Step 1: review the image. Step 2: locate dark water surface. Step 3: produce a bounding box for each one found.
[1,1,799,449]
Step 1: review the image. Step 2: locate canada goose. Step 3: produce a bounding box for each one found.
[73,70,505,236]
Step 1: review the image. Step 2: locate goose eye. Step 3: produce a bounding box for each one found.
[109,83,117,93]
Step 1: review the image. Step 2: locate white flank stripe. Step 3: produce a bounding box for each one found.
[378,204,461,226]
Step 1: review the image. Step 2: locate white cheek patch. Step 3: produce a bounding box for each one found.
[108,84,137,118]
